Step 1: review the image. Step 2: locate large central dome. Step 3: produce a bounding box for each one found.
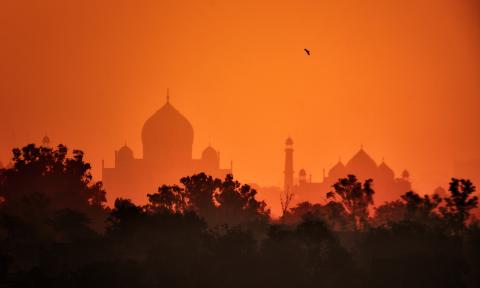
[141,100,194,165]
[345,148,378,179]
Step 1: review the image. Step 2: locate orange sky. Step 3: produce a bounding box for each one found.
[0,0,479,199]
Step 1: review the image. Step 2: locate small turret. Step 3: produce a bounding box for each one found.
[42,135,51,147]
[299,169,307,184]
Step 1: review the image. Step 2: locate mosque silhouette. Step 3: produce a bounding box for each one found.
[101,92,411,205]
[283,138,412,204]
[102,93,231,202]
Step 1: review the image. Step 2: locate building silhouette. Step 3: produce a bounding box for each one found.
[283,138,412,205]
[102,93,231,202]
[283,137,294,195]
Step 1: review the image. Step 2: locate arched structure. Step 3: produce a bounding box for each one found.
[102,93,231,203]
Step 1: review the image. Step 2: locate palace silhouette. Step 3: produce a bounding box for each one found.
[283,138,412,204]
[101,94,413,205]
[102,93,231,202]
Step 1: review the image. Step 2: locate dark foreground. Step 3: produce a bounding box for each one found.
[0,144,479,288]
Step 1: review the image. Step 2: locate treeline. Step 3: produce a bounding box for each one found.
[0,144,479,288]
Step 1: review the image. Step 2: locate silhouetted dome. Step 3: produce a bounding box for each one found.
[329,161,346,178]
[285,137,293,145]
[141,101,194,162]
[42,135,50,146]
[202,145,218,161]
[118,145,134,159]
[433,186,447,197]
[299,169,306,176]
[345,148,378,175]
[142,102,193,145]
[402,169,410,179]
[378,161,395,179]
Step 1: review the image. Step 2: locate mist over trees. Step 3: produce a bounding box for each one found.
[0,144,479,288]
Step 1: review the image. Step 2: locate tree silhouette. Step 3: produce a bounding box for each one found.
[401,191,442,225]
[215,174,270,226]
[0,144,106,211]
[180,173,221,222]
[0,144,107,237]
[280,187,294,219]
[327,175,374,230]
[163,173,271,227]
[282,201,349,230]
[373,200,406,227]
[1,144,480,287]
[107,198,145,235]
[440,178,478,235]
[50,208,98,242]
[146,184,187,213]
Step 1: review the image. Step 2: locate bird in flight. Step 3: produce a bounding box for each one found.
[304,48,310,55]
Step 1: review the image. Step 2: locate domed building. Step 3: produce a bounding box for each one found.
[345,148,378,180]
[141,100,194,167]
[102,95,231,203]
[116,144,134,168]
[201,145,220,169]
[328,160,346,180]
[283,138,412,205]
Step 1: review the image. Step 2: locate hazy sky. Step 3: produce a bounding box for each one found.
[0,0,479,196]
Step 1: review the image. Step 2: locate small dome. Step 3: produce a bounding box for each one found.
[42,135,50,145]
[201,145,219,169]
[402,169,410,179]
[378,161,395,179]
[299,169,306,176]
[433,186,447,197]
[285,137,293,145]
[329,161,346,178]
[202,145,218,161]
[118,145,134,160]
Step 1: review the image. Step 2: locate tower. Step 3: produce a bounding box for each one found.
[284,137,294,193]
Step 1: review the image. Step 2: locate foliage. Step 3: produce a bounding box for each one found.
[1,145,480,287]
[440,178,478,235]
[145,173,269,227]
[327,174,374,229]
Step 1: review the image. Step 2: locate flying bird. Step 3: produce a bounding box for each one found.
[304,48,310,55]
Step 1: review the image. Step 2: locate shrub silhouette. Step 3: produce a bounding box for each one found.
[327,174,374,230]
[440,178,478,235]
[0,144,479,287]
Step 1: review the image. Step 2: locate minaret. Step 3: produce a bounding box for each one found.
[284,137,294,193]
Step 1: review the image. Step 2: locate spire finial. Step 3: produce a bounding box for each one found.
[360,144,364,150]
[166,88,170,103]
